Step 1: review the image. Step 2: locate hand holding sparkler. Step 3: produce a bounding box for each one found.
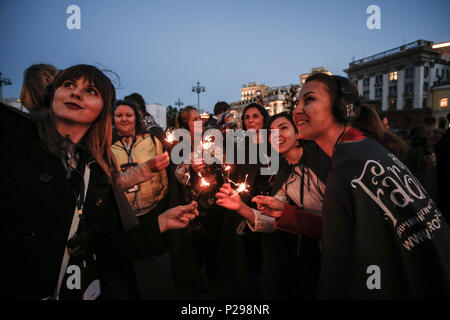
[145,151,170,172]
[251,195,283,218]
[191,159,205,174]
[216,182,257,224]
[158,201,199,232]
[215,183,244,211]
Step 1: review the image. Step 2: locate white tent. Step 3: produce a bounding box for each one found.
[145,103,166,129]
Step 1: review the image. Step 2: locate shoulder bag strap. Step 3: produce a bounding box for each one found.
[53,165,91,300]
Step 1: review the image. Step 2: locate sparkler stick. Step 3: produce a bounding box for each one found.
[222,164,232,182]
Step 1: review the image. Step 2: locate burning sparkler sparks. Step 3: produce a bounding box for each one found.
[222,164,232,181]
[199,135,214,153]
[165,127,176,143]
[229,174,249,198]
[198,172,210,188]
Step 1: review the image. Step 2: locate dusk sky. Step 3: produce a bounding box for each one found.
[1,0,449,113]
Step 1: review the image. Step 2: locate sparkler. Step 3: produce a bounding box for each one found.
[199,135,214,152]
[222,164,232,181]
[198,172,210,188]
[165,127,176,144]
[229,174,250,198]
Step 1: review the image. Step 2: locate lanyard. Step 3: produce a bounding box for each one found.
[119,135,136,163]
[54,165,91,300]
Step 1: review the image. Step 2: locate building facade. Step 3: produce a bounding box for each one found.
[231,67,333,117]
[344,39,450,129]
[300,67,332,85]
[231,84,299,116]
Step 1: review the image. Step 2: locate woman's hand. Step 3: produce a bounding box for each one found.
[158,201,199,233]
[191,159,205,173]
[147,151,170,172]
[251,195,284,218]
[215,183,244,211]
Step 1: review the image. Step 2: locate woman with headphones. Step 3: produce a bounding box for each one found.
[282,72,450,299]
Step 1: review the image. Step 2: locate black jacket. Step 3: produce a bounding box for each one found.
[0,104,167,299]
[318,137,450,299]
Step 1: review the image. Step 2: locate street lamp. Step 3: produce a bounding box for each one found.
[175,98,184,109]
[0,72,12,101]
[192,81,205,110]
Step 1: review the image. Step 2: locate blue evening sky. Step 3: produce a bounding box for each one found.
[0,0,449,113]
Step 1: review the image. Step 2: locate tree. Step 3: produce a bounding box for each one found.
[166,105,178,128]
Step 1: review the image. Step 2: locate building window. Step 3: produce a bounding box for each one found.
[404,98,413,109]
[389,86,397,97]
[405,67,415,78]
[389,71,398,81]
[424,67,429,78]
[375,87,382,97]
[363,78,370,86]
[375,74,383,85]
[405,83,413,93]
[363,90,369,100]
[423,82,428,92]
[389,99,397,110]
[441,98,448,108]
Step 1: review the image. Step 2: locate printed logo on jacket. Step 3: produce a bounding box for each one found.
[351,153,444,252]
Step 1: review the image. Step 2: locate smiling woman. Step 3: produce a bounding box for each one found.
[0,64,199,300]
[291,72,450,299]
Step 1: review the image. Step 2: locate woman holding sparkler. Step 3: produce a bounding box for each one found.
[216,112,330,299]
[165,105,224,298]
[168,105,261,299]
[0,64,198,299]
[112,98,176,299]
[112,98,169,217]
[211,103,274,299]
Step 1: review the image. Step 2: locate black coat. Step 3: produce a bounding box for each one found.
[0,104,167,299]
[319,137,450,299]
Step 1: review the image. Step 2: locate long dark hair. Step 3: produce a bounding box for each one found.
[241,103,269,130]
[36,64,116,177]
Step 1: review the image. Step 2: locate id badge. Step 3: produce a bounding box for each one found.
[120,162,140,193]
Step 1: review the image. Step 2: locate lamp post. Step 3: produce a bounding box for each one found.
[192,81,205,110]
[0,72,12,102]
[175,98,184,109]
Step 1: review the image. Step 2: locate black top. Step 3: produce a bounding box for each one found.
[0,103,167,299]
[318,137,450,299]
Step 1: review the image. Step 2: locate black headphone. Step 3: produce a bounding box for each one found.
[332,75,361,124]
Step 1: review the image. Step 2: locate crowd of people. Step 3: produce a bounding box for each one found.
[1,63,449,300]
